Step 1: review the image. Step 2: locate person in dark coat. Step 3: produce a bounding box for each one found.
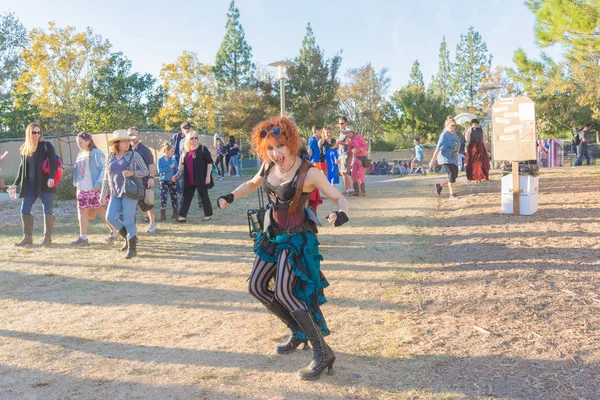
[9,123,58,247]
[173,132,214,222]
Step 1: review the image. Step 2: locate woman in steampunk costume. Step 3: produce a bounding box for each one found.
[218,116,349,380]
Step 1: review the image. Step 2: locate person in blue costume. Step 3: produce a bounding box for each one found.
[217,116,349,381]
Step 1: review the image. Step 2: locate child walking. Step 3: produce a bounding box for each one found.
[158,143,179,221]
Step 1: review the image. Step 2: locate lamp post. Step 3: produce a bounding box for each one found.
[268,61,295,117]
[216,111,223,137]
[483,86,502,167]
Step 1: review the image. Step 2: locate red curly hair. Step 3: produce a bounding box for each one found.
[251,116,301,162]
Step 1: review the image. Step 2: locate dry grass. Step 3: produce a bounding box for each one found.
[0,168,598,399]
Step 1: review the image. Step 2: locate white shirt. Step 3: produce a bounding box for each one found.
[75,151,94,191]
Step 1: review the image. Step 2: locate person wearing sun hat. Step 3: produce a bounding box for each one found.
[100,130,149,259]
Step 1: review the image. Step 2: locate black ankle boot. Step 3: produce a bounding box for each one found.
[125,236,137,259]
[265,300,309,355]
[291,309,335,380]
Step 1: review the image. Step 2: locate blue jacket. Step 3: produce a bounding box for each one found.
[73,148,106,190]
[158,156,177,182]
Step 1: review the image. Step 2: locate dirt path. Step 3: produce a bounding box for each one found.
[0,168,598,399]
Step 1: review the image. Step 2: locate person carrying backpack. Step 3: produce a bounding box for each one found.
[10,123,58,247]
[573,124,592,166]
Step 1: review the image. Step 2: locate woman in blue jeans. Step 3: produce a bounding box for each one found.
[227,136,241,176]
[10,123,57,247]
[100,130,148,259]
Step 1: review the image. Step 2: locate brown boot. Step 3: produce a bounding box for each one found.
[40,214,55,247]
[171,208,178,220]
[159,208,167,221]
[15,215,34,246]
[351,182,360,196]
[359,182,366,196]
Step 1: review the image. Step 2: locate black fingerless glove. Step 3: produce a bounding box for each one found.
[217,193,234,209]
[329,211,349,227]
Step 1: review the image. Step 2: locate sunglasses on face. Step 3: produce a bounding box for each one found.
[32,130,41,135]
[260,126,281,138]
[190,137,199,140]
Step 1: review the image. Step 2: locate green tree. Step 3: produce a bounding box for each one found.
[383,64,454,148]
[337,63,390,149]
[158,51,218,132]
[15,22,111,138]
[78,52,164,132]
[213,1,254,92]
[526,0,600,119]
[408,60,424,87]
[429,36,453,106]
[509,49,590,138]
[0,91,40,138]
[0,12,27,95]
[453,26,492,110]
[286,23,342,137]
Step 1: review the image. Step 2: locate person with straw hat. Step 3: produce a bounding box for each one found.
[100,130,149,259]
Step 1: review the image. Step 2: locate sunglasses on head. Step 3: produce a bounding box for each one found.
[260,126,281,138]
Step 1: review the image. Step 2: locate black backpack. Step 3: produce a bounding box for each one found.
[573,131,581,146]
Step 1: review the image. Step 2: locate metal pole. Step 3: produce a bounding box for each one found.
[280,78,285,117]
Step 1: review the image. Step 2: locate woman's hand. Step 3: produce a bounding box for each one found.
[47,178,55,188]
[205,176,211,185]
[93,187,100,193]
[123,170,134,177]
[172,175,178,182]
[428,160,435,169]
[8,184,16,191]
[218,198,230,209]
[326,212,337,226]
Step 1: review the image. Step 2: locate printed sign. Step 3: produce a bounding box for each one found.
[492,97,537,161]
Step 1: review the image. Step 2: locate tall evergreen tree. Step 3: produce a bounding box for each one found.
[452,26,492,109]
[0,12,27,96]
[429,36,452,105]
[286,23,342,137]
[526,0,600,119]
[213,1,254,92]
[408,60,424,88]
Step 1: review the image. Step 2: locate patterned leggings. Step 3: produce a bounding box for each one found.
[160,180,178,208]
[248,251,307,312]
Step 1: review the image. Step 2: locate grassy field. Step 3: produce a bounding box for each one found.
[0,168,598,399]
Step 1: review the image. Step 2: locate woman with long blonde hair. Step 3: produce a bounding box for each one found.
[9,123,58,246]
[173,131,214,222]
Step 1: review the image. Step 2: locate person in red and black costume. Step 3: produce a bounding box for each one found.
[218,116,349,381]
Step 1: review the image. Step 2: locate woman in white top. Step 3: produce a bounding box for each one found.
[70,132,114,246]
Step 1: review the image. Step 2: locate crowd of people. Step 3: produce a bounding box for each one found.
[5,116,353,381]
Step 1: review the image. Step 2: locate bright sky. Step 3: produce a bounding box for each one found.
[6,0,561,92]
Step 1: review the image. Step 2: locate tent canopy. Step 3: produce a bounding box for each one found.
[454,113,478,125]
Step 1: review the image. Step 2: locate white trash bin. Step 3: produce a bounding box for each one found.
[501,175,539,215]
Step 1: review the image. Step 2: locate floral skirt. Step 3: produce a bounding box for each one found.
[77,190,103,209]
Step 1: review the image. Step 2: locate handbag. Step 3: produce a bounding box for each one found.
[42,142,64,185]
[123,152,145,200]
[359,156,371,168]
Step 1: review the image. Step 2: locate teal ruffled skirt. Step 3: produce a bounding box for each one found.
[254,230,330,338]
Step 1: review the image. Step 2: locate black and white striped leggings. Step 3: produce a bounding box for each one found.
[248,250,307,312]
